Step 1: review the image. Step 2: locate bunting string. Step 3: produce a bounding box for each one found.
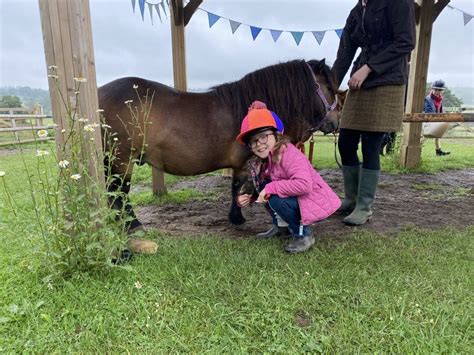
[131,1,473,46]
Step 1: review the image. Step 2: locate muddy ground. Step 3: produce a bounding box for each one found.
[137,169,474,239]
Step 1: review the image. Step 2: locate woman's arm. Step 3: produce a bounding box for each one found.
[332,8,359,88]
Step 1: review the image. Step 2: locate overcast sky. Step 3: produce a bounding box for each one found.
[1,0,473,90]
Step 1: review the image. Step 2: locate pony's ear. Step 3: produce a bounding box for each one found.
[317,58,326,71]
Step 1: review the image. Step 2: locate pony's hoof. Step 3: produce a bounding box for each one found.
[127,220,146,235]
[111,249,133,265]
[229,214,246,225]
[127,238,158,255]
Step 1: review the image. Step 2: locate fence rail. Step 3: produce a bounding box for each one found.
[0,104,54,146]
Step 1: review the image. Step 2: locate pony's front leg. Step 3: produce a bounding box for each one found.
[229,168,247,225]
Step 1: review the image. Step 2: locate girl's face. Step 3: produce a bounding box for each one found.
[248,129,276,159]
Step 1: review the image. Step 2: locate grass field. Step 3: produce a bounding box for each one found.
[0,138,473,352]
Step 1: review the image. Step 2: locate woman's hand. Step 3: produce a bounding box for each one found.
[257,189,270,203]
[348,64,372,90]
[237,194,252,207]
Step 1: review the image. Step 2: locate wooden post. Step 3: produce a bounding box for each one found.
[151,0,188,196]
[10,109,19,142]
[400,0,449,168]
[38,0,104,189]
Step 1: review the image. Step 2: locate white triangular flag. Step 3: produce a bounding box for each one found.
[154,4,162,23]
[147,3,154,25]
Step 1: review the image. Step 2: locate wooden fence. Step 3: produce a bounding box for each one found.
[0,105,54,146]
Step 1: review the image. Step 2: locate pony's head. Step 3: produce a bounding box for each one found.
[211,59,340,145]
[305,59,342,136]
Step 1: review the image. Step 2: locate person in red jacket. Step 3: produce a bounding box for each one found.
[236,101,341,253]
[423,80,451,156]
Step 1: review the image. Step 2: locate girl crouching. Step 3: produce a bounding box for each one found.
[236,101,341,253]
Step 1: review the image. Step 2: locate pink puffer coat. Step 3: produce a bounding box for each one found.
[263,143,341,225]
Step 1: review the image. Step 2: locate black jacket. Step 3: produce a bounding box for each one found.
[332,0,416,89]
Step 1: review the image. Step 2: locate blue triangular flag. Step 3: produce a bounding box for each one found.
[312,31,325,45]
[291,31,304,46]
[139,0,145,20]
[147,3,154,24]
[463,12,473,26]
[335,29,343,38]
[131,0,136,12]
[154,4,163,23]
[270,29,282,42]
[207,12,220,28]
[229,20,241,34]
[250,26,262,41]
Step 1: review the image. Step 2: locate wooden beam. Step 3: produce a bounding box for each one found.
[400,0,436,168]
[171,0,183,26]
[38,0,104,191]
[404,112,474,122]
[184,0,203,26]
[433,0,450,22]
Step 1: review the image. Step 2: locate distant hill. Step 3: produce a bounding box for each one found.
[450,87,474,106]
[0,87,51,113]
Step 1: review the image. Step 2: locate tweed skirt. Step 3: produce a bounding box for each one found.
[340,85,406,132]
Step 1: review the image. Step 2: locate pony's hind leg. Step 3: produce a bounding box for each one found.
[229,168,247,225]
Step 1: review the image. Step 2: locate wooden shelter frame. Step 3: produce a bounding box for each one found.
[38,0,471,199]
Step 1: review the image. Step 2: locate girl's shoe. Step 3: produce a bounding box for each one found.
[285,235,315,253]
[256,225,290,238]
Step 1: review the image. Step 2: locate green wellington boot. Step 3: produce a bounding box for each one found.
[337,165,360,214]
[344,168,380,226]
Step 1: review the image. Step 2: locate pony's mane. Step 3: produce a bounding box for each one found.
[210,59,334,139]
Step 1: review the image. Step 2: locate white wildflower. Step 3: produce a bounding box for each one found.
[133,84,138,89]
[90,138,94,141]
[96,108,104,113]
[47,283,53,290]
[101,124,111,129]
[134,281,142,289]
[78,117,89,123]
[83,124,95,132]
[70,174,81,180]
[61,129,66,133]
[74,77,87,83]
[124,100,133,105]
[36,150,49,157]
[58,160,70,169]
[0,171,5,177]
[113,137,118,141]
[37,129,48,138]
[48,74,58,79]
[304,271,310,276]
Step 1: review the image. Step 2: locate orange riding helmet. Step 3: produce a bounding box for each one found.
[236,101,284,145]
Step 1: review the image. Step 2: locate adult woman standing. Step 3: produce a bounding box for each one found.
[332,0,416,225]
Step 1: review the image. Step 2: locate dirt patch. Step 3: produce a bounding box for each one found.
[137,169,474,238]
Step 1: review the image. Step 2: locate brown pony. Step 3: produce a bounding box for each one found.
[98,59,339,231]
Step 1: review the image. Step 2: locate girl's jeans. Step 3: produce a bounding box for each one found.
[267,195,312,237]
[259,179,311,237]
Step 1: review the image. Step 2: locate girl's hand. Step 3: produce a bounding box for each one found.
[237,194,252,207]
[257,189,270,203]
[348,64,372,90]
